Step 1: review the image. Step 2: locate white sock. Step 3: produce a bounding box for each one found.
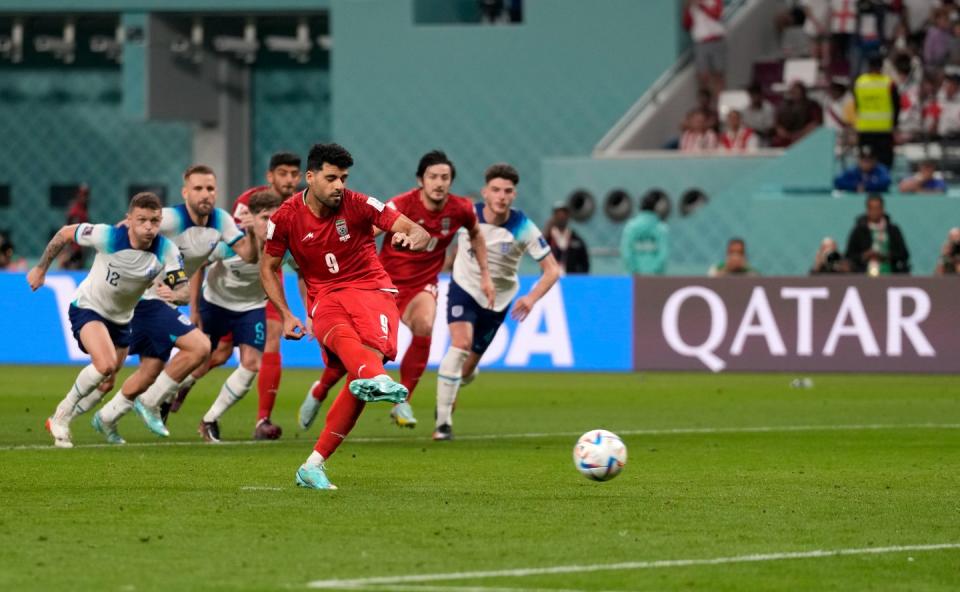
[203,366,257,423]
[436,347,468,428]
[306,451,325,466]
[54,364,106,422]
[73,390,105,416]
[98,393,135,424]
[138,371,181,409]
[164,374,197,404]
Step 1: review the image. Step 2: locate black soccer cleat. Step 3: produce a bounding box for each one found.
[199,420,221,443]
[432,424,453,441]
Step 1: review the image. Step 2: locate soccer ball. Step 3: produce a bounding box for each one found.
[573,429,627,482]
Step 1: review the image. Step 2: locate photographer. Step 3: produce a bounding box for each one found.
[810,237,850,274]
[935,227,960,275]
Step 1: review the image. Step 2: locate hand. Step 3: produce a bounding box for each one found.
[391,232,414,251]
[481,274,495,309]
[154,282,176,303]
[235,209,254,231]
[862,249,880,262]
[282,313,307,340]
[26,267,46,291]
[511,294,535,322]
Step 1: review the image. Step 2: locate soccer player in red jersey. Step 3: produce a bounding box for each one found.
[167,152,302,440]
[261,143,429,490]
[299,150,494,430]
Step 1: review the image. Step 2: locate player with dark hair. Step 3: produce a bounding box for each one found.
[299,150,494,430]
[27,193,185,447]
[88,165,256,443]
[168,151,302,439]
[261,142,429,489]
[433,163,560,441]
[184,190,285,442]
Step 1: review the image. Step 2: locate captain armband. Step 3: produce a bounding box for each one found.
[164,269,189,289]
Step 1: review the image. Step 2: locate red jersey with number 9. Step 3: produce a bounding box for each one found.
[265,189,400,302]
[378,189,477,289]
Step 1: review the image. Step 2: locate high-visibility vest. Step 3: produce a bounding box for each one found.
[854,73,894,132]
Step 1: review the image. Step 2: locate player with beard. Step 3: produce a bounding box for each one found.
[261,143,429,489]
[298,150,494,430]
[88,166,257,443]
[166,152,301,440]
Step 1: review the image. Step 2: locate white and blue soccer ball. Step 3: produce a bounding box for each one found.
[573,429,627,482]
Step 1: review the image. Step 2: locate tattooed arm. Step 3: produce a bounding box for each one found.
[27,225,79,291]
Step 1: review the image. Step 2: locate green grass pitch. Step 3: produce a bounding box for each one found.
[0,366,958,591]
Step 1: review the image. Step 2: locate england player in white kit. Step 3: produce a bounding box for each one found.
[184,190,283,442]
[26,193,185,448]
[90,165,257,442]
[434,163,560,440]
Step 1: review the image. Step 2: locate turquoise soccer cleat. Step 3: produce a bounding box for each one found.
[390,401,417,428]
[134,399,170,437]
[91,412,126,445]
[298,387,322,430]
[348,375,408,404]
[295,463,338,490]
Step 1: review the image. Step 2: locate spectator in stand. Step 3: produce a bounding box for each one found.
[743,83,776,145]
[684,0,726,96]
[708,237,759,276]
[823,77,857,146]
[800,0,832,66]
[923,7,952,69]
[831,0,859,73]
[902,0,936,47]
[947,20,960,64]
[621,192,669,275]
[478,0,506,24]
[60,184,90,270]
[834,146,892,191]
[897,74,939,142]
[853,0,890,74]
[844,193,911,274]
[898,159,948,192]
[687,88,720,131]
[0,235,27,271]
[854,54,899,168]
[719,109,759,152]
[680,110,719,152]
[543,203,589,275]
[934,227,960,274]
[934,67,960,137]
[810,236,850,273]
[772,82,824,147]
[887,50,923,95]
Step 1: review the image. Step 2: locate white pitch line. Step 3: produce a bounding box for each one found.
[305,543,960,589]
[345,586,612,592]
[1,422,959,452]
[240,486,283,491]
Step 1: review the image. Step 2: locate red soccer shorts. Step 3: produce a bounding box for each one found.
[265,300,281,323]
[395,282,438,317]
[311,288,401,369]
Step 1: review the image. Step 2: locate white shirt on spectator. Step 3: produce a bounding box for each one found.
[902,0,938,34]
[688,0,725,42]
[719,127,758,152]
[743,101,776,136]
[680,130,719,152]
[830,0,857,34]
[822,93,854,131]
[801,0,831,37]
[936,88,960,137]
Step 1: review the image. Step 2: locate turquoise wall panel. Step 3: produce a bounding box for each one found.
[0,68,192,256]
[250,64,332,189]
[330,0,680,221]
[543,129,960,276]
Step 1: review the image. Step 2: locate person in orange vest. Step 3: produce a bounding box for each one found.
[854,54,899,169]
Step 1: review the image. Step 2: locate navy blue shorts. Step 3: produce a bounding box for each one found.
[446,280,510,356]
[199,297,266,352]
[128,299,197,361]
[68,304,132,353]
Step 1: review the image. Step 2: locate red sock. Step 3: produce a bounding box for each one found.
[312,366,347,402]
[257,351,282,421]
[324,325,386,378]
[314,375,364,459]
[399,335,431,401]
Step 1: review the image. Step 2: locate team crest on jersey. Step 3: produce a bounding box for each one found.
[500,243,510,254]
[81,225,94,237]
[441,217,451,236]
[335,218,351,242]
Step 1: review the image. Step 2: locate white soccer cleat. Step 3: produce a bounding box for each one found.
[46,416,73,449]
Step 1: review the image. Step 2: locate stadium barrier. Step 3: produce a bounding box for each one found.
[1,272,633,371]
[634,277,960,373]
